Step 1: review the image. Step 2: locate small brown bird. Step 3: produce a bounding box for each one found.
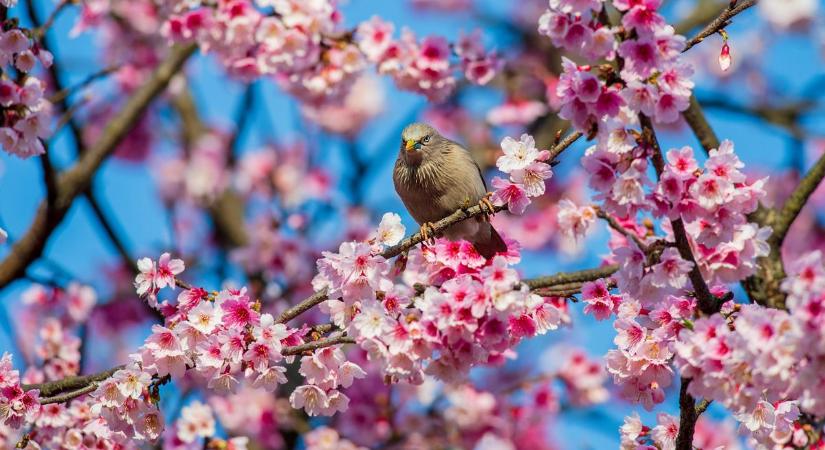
[393,122,507,259]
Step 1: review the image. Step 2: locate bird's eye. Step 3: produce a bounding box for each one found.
[422,135,430,144]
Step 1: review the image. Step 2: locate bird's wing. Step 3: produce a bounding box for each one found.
[474,158,488,192]
[445,139,488,191]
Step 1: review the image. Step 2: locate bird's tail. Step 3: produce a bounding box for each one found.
[473,222,508,259]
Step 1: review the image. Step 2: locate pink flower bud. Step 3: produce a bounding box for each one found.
[719,42,731,72]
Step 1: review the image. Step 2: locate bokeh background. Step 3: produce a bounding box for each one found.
[2,0,825,447]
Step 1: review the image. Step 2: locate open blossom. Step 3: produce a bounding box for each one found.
[187,301,224,334]
[491,177,530,215]
[556,199,596,241]
[496,134,542,173]
[581,279,620,320]
[134,253,185,300]
[648,247,692,289]
[375,212,405,247]
[0,227,6,244]
[176,401,216,443]
[290,385,329,416]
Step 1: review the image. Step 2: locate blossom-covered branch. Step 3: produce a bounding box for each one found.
[642,114,719,315]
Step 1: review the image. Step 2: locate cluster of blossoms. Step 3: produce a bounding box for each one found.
[316,344,604,449]
[654,143,770,283]
[0,353,40,431]
[596,279,696,410]
[355,18,500,102]
[556,198,597,242]
[291,346,367,416]
[160,1,498,103]
[209,386,292,448]
[491,134,555,215]
[155,135,331,207]
[22,282,97,326]
[542,0,694,133]
[580,138,768,283]
[673,251,825,448]
[620,412,742,450]
[33,319,81,382]
[314,211,566,385]
[0,23,54,158]
[155,131,232,204]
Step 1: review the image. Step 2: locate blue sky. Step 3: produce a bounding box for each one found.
[1,0,825,447]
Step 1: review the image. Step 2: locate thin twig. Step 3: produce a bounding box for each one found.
[682,0,758,52]
[31,0,70,40]
[23,365,125,398]
[596,208,648,252]
[226,83,256,167]
[524,264,619,290]
[548,131,583,162]
[39,383,98,405]
[281,334,356,356]
[49,65,120,105]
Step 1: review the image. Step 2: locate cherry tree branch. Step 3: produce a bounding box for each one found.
[0,43,197,290]
[771,152,825,247]
[23,366,125,398]
[675,378,699,450]
[682,95,721,156]
[24,333,356,404]
[682,0,758,52]
[595,208,648,252]
[641,114,719,315]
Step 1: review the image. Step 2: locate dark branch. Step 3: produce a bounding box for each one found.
[0,44,197,290]
[771,152,825,247]
[641,114,719,315]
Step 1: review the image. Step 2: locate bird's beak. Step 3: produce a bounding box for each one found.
[405,139,416,152]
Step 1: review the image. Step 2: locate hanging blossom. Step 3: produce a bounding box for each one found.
[0,25,54,158]
[491,134,555,215]
[543,0,694,135]
[673,250,825,448]
[158,1,500,104]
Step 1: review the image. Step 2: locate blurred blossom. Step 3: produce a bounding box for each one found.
[302,75,385,137]
[759,0,818,29]
[409,0,472,12]
[486,99,548,126]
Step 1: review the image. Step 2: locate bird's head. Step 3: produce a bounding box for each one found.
[400,122,441,165]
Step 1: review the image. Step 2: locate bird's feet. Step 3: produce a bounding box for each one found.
[478,192,496,221]
[419,222,436,244]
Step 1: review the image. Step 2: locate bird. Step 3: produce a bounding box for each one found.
[393,122,507,259]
